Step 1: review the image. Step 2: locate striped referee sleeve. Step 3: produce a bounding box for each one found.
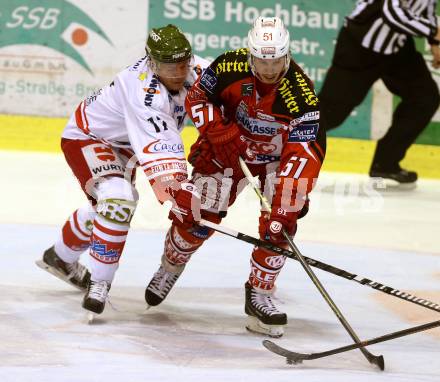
[382,0,437,38]
[427,0,438,27]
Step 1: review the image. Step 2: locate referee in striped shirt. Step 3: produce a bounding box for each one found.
[319,0,440,183]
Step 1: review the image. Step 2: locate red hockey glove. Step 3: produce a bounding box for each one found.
[168,183,201,229]
[259,196,309,244]
[188,139,223,174]
[259,207,298,245]
[206,122,251,177]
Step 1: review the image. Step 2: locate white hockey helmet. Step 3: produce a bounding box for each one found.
[247,17,290,83]
[247,17,290,59]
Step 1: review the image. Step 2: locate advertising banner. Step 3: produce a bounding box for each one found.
[0,0,438,144]
[149,0,371,139]
[0,0,148,116]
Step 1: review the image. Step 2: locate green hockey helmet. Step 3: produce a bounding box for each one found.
[146,24,192,63]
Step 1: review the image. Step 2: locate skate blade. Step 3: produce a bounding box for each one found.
[369,178,417,191]
[86,312,95,324]
[246,316,284,338]
[35,260,84,291]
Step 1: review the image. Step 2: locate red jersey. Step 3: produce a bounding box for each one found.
[185,48,326,209]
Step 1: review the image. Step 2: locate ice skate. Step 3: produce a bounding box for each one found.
[369,164,417,187]
[245,282,287,338]
[145,256,185,307]
[82,280,111,315]
[36,246,90,290]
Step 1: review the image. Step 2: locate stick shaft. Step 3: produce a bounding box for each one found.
[199,219,440,313]
[238,158,383,368]
[308,319,440,360]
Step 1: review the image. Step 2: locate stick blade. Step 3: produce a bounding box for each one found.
[262,340,307,364]
[373,354,385,371]
[359,347,385,370]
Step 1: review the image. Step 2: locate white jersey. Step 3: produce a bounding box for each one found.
[63,55,209,193]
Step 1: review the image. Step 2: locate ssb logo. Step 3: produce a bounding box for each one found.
[164,0,215,20]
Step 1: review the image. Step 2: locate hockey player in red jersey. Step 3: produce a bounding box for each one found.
[145,17,326,337]
[36,25,208,316]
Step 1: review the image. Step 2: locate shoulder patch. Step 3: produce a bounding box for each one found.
[288,123,319,143]
[290,111,320,127]
[199,67,218,95]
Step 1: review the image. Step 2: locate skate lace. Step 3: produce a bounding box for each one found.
[66,261,87,281]
[149,267,179,298]
[88,281,109,302]
[251,291,281,316]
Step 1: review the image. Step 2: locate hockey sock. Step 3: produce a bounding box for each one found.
[88,213,129,282]
[54,205,96,263]
[163,224,209,266]
[249,247,286,291]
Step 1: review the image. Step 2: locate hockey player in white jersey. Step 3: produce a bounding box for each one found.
[36,25,208,315]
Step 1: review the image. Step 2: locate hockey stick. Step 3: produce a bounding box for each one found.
[238,158,385,370]
[263,319,440,365]
[198,219,440,313]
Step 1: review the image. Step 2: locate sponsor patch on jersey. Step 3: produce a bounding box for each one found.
[255,154,280,162]
[138,72,147,81]
[247,140,277,155]
[288,123,319,143]
[193,64,203,76]
[278,78,300,114]
[241,83,253,96]
[290,111,320,127]
[144,75,160,107]
[146,161,187,176]
[256,111,275,122]
[81,143,125,179]
[199,67,217,94]
[143,139,185,154]
[130,57,145,72]
[215,58,249,75]
[144,87,160,94]
[236,102,281,136]
[295,71,318,106]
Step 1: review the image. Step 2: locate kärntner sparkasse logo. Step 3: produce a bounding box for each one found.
[0,0,112,73]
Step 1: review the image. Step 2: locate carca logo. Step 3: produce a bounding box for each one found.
[143,139,185,154]
[0,1,112,73]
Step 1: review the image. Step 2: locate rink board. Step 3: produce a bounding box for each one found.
[1,113,439,179]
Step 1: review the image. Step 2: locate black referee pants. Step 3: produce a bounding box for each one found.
[319,27,440,171]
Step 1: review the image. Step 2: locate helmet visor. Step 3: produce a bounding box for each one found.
[150,56,193,79]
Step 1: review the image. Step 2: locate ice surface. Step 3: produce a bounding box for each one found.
[0,151,439,381]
